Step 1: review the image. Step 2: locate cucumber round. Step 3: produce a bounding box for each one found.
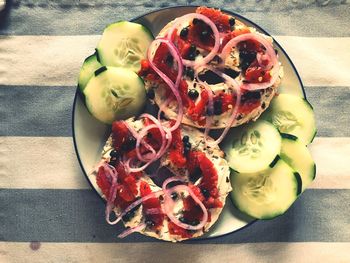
[222,120,282,173]
[83,66,146,124]
[96,21,154,73]
[78,52,102,92]
[230,158,301,219]
[280,134,316,192]
[261,94,317,145]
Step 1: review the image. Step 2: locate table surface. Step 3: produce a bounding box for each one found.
[1,1,350,262]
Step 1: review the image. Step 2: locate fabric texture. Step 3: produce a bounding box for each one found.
[1,1,350,262]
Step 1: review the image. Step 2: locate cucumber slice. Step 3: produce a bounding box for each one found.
[96,21,154,73]
[222,120,282,173]
[280,134,316,192]
[83,66,146,124]
[261,94,317,145]
[230,158,301,219]
[78,52,102,92]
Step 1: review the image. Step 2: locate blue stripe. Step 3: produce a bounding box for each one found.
[0,2,349,36]
[0,189,349,243]
[0,85,349,137]
[0,85,75,137]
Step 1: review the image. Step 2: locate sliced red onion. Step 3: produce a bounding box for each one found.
[89,159,108,175]
[166,13,220,68]
[162,176,186,191]
[195,75,214,145]
[118,222,147,238]
[125,114,172,173]
[124,158,147,173]
[147,38,184,132]
[221,32,280,91]
[145,208,163,215]
[135,124,160,161]
[123,121,156,162]
[157,95,173,122]
[162,176,208,231]
[107,190,164,225]
[221,33,276,69]
[208,67,242,145]
[140,113,170,159]
[101,163,120,225]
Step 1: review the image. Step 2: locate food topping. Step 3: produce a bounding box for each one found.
[140,181,165,230]
[87,6,284,241]
[139,6,279,145]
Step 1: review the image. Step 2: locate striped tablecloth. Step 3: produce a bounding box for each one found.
[1,1,350,262]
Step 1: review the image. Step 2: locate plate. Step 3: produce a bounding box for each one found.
[72,6,305,239]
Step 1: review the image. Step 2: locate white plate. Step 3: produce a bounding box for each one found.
[72,6,305,239]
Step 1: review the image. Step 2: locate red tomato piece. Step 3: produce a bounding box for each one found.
[188,90,209,122]
[140,181,164,230]
[245,66,271,83]
[196,6,231,33]
[169,121,186,168]
[111,121,130,151]
[168,221,193,239]
[96,166,111,199]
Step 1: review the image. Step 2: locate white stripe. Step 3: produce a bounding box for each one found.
[274,36,350,87]
[0,35,349,87]
[308,137,350,189]
[1,242,349,263]
[0,35,100,87]
[0,137,90,189]
[0,136,349,189]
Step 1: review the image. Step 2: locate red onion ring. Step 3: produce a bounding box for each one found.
[162,176,208,231]
[208,67,242,145]
[140,113,171,159]
[125,114,172,173]
[125,158,149,173]
[195,74,214,145]
[221,33,276,70]
[162,176,186,190]
[101,163,120,225]
[118,222,147,238]
[135,123,161,161]
[147,38,184,132]
[123,121,156,162]
[166,13,220,68]
[145,208,163,215]
[107,190,164,225]
[157,95,173,122]
[221,32,280,91]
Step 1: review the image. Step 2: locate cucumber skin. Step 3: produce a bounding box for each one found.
[95,48,101,63]
[94,66,107,77]
[294,172,303,195]
[104,21,155,40]
[78,52,102,93]
[312,163,317,180]
[310,130,317,144]
[269,155,281,168]
[281,133,298,141]
[77,54,96,92]
[280,135,316,191]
